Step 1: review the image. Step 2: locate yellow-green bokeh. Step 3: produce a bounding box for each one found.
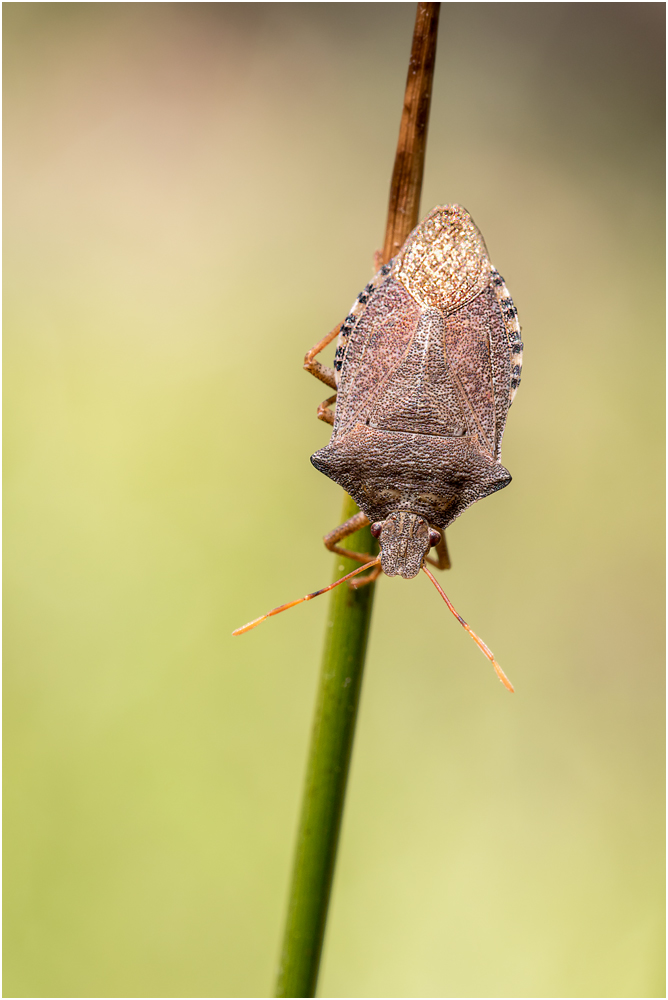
[4,4,664,997]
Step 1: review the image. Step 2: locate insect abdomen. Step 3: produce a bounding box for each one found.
[491,267,523,405]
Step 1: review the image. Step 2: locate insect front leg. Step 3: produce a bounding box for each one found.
[304,322,341,389]
[425,531,451,570]
[317,394,337,425]
[324,511,375,563]
[324,511,380,590]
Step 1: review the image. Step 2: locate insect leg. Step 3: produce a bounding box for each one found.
[304,322,341,389]
[349,561,382,589]
[317,394,337,425]
[324,511,376,564]
[425,531,451,570]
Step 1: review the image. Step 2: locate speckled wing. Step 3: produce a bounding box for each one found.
[332,276,423,438]
[311,205,521,533]
[392,205,522,459]
[332,206,492,442]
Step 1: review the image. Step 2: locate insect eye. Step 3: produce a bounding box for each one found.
[428,529,441,548]
[370,522,384,538]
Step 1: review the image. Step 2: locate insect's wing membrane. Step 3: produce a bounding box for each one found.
[445,276,522,460]
[390,206,522,460]
[333,278,422,437]
[329,206,522,460]
[443,288,501,455]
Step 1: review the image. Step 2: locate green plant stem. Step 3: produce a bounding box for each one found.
[275,494,376,998]
[275,5,440,997]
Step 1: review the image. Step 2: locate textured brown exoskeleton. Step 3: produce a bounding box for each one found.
[234,206,522,690]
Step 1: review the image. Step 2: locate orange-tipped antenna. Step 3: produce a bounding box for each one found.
[232,557,382,636]
[422,564,514,693]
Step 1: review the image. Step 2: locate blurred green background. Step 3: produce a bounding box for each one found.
[4,3,664,997]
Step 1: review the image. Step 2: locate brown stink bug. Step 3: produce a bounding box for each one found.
[234,206,522,691]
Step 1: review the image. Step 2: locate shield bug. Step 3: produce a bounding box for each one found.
[234,205,522,691]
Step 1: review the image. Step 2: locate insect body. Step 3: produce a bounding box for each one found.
[234,206,522,691]
[311,205,522,580]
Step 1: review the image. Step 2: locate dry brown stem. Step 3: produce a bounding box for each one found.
[382,2,440,264]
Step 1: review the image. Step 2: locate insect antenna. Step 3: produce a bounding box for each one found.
[232,557,382,636]
[421,564,515,693]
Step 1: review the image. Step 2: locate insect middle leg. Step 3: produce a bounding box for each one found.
[349,561,382,589]
[317,394,337,425]
[304,321,341,390]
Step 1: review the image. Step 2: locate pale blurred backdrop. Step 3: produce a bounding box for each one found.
[4,3,665,998]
